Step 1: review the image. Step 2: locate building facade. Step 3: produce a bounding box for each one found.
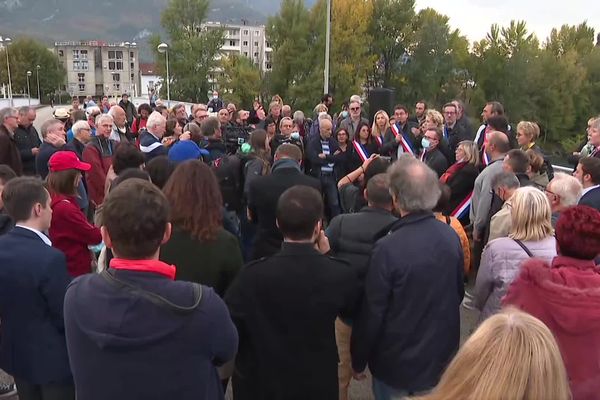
[202,22,273,90]
[139,63,161,97]
[54,41,140,98]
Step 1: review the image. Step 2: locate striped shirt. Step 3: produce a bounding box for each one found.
[321,140,334,173]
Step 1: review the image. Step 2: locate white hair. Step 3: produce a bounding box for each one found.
[293,110,305,121]
[86,106,101,119]
[318,111,332,122]
[96,113,113,126]
[388,156,441,213]
[550,172,583,207]
[72,120,91,137]
[147,111,166,130]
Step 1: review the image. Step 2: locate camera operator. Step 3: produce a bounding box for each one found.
[270,117,304,159]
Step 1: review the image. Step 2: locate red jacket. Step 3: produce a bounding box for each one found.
[82,138,114,206]
[49,193,102,277]
[504,256,600,400]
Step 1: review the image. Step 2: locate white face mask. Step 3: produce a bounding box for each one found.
[213,95,218,100]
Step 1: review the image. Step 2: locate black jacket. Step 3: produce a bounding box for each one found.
[347,140,380,172]
[203,138,228,162]
[118,100,137,126]
[380,122,419,160]
[306,135,340,178]
[247,165,321,260]
[269,134,303,159]
[0,211,13,236]
[579,187,600,212]
[225,242,359,400]
[422,148,449,177]
[326,207,397,283]
[351,212,464,392]
[444,122,473,154]
[14,124,41,175]
[445,163,479,224]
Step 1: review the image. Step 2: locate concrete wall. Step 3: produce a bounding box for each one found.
[0,98,41,108]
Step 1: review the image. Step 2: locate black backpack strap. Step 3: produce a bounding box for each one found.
[100,270,202,315]
[445,215,451,225]
[513,239,534,258]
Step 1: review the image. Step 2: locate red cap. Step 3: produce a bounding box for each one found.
[49,151,91,172]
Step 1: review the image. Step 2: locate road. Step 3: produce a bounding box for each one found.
[32,105,69,134]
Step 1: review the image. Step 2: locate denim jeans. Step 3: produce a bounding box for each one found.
[372,378,429,400]
[320,173,340,219]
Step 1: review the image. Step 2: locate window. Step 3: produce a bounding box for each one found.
[58,50,64,57]
[116,51,123,59]
[113,83,120,90]
[131,62,134,69]
[112,73,120,81]
[80,60,89,71]
[77,73,85,83]
[243,51,248,56]
[266,42,271,48]
[78,84,85,92]
[243,30,248,35]
[229,40,235,46]
[243,41,248,46]
[255,31,259,35]
[72,49,80,59]
[254,41,258,47]
[108,50,115,59]
[73,60,80,70]
[131,73,134,79]
[108,61,115,70]
[254,52,259,58]
[130,51,134,58]
[80,50,88,59]
[229,29,236,36]
[266,63,272,70]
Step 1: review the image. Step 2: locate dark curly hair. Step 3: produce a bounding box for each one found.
[162,160,223,241]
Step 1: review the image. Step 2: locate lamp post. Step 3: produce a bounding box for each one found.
[323,0,331,95]
[157,42,170,108]
[0,37,13,107]
[36,64,41,103]
[26,70,32,106]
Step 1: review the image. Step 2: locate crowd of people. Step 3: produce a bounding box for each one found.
[0,89,599,400]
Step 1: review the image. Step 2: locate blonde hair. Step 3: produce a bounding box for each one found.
[517,121,539,143]
[371,110,390,139]
[425,109,443,127]
[457,140,479,166]
[509,186,554,241]
[314,103,328,114]
[413,308,570,400]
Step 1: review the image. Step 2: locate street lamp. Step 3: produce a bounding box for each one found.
[36,64,41,103]
[26,70,32,106]
[157,42,170,108]
[0,37,13,107]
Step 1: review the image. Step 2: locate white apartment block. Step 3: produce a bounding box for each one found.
[54,41,140,98]
[202,22,273,89]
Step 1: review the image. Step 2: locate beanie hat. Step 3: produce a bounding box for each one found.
[168,140,202,163]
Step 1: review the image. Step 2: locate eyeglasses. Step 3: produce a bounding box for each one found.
[350,107,360,111]
[544,188,560,198]
[444,111,456,115]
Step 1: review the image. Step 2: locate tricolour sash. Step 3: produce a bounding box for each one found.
[352,140,370,162]
[375,135,383,147]
[451,191,473,219]
[391,124,415,156]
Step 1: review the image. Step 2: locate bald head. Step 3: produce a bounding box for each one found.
[487,130,511,155]
[319,118,333,139]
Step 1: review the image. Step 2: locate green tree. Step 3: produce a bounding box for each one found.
[217,54,262,108]
[397,8,469,107]
[368,0,416,87]
[0,37,66,103]
[150,0,225,103]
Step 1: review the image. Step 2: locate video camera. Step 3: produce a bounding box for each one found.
[223,124,252,155]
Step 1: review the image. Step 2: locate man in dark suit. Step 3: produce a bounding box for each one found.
[306,118,341,218]
[247,143,321,260]
[0,107,23,176]
[421,127,449,178]
[226,185,359,400]
[575,157,600,211]
[0,177,74,400]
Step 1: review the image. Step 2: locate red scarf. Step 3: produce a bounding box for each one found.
[110,258,176,280]
[440,161,468,184]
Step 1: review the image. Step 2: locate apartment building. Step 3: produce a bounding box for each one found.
[54,41,140,98]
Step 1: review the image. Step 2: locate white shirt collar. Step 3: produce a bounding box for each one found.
[582,184,600,197]
[15,224,52,246]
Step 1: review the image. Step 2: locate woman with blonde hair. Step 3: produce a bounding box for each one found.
[440,140,480,225]
[371,110,390,148]
[473,186,556,321]
[425,109,444,129]
[413,308,570,400]
[517,121,554,179]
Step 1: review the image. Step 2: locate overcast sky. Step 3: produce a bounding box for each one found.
[415,0,599,45]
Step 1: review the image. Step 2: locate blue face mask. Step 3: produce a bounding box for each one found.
[421,137,431,149]
[290,132,300,141]
[341,111,349,119]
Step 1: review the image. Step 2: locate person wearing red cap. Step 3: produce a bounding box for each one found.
[47,151,102,277]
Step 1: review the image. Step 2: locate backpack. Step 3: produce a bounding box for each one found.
[211,154,245,213]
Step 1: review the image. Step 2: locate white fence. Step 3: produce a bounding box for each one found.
[0,98,40,108]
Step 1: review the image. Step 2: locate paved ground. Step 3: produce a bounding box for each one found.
[0,306,478,400]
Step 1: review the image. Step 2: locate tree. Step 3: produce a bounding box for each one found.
[329,0,377,105]
[368,0,416,88]
[217,54,262,108]
[397,8,469,107]
[150,0,225,103]
[0,37,66,103]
